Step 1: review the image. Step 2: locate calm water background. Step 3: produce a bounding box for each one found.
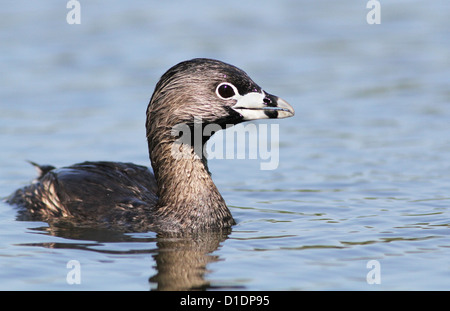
[1,0,449,290]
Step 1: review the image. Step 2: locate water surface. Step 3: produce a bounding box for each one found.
[1,0,449,290]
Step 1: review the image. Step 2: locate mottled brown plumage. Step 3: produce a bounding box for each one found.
[7,58,294,233]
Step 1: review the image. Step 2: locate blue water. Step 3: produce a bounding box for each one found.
[1,0,449,290]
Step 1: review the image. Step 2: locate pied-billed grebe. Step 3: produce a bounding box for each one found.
[7,58,294,233]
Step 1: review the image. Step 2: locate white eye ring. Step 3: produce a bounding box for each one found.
[216,82,239,100]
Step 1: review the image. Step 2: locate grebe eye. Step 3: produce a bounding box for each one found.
[216,83,236,99]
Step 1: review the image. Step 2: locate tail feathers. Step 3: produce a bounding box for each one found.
[27,160,56,180]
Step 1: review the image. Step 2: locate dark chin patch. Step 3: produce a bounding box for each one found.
[217,106,244,126]
[264,110,279,119]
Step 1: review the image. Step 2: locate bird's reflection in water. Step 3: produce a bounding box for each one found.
[20,223,232,290]
[149,229,230,290]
